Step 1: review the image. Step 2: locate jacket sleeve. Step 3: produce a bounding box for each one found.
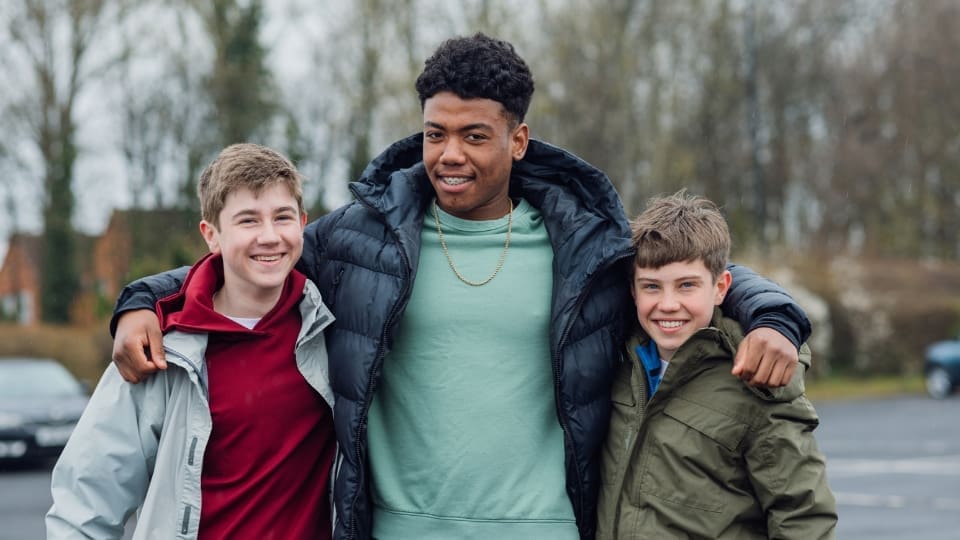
[745,398,838,539]
[46,364,166,538]
[108,267,189,336]
[721,264,811,350]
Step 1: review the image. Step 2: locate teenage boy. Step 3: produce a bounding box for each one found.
[597,191,837,539]
[109,35,812,538]
[47,144,336,539]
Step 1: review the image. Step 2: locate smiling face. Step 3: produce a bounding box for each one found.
[422,91,529,221]
[631,260,732,361]
[200,183,307,317]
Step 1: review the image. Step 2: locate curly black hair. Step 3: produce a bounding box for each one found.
[415,32,535,125]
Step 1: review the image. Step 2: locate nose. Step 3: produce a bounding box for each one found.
[659,290,681,311]
[440,139,466,164]
[258,222,280,243]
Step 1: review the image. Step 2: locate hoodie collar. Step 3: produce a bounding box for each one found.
[157,253,306,336]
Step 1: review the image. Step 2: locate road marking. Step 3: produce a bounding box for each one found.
[834,492,906,508]
[827,455,960,476]
[835,491,960,512]
[819,439,954,453]
[933,498,960,511]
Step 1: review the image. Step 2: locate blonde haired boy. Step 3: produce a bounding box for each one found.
[48,144,336,539]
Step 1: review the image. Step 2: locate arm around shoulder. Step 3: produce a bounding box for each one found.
[723,263,811,349]
[109,266,189,336]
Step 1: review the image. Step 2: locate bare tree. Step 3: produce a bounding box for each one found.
[829,0,960,258]
[532,0,651,213]
[112,3,216,210]
[2,0,122,322]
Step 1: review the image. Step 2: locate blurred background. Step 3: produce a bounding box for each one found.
[0,0,958,390]
[2,3,960,539]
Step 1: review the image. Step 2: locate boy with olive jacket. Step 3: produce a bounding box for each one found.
[597,191,837,539]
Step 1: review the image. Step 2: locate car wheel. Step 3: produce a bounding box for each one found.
[926,367,954,399]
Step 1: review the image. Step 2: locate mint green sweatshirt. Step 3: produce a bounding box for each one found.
[366,199,579,539]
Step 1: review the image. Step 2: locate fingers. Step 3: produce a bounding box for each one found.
[145,322,167,370]
[111,309,165,383]
[749,350,776,387]
[753,330,798,387]
[112,336,145,383]
[734,327,800,388]
[732,334,756,381]
[773,359,797,388]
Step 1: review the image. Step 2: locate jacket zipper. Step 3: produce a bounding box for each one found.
[553,313,583,524]
[346,197,415,540]
[552,250,632,533]
[160,341,207,537]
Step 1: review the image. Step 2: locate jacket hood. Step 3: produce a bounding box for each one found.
[349,132,634,292]
[513,138,629,228]
[350,133,430,218]
[350,132,630,224]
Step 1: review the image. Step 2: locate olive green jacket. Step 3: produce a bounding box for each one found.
[597,311,837,539]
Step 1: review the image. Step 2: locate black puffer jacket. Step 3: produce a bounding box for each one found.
[110,133,810,540]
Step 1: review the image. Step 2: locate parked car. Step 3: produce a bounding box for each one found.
[924,336,960,399]
[0,358,89,464]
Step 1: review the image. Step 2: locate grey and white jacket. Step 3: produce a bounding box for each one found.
[46,281,334,539]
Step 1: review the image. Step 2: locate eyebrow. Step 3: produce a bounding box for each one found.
[229,206,298,220]
[424,121,494,132]
[635,275,705,283]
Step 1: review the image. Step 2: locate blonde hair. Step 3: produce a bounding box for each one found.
[630,190,730,278]
[198,143,305,227]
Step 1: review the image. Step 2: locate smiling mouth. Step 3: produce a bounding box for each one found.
[253,255,282,262]
[657,320,685,329]
[439,176,471,186]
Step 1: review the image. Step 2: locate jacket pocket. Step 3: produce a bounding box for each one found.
[602,364,640,487]
[633,398,749,514]
[662,397,748,452]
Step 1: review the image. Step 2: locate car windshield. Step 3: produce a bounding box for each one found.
[0,361,85,398]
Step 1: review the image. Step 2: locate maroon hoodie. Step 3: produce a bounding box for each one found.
[157,253,334,540]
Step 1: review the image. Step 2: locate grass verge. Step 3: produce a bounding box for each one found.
[806,374,926,402]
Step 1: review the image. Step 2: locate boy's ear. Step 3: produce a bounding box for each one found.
[511,122,530,161]
[199,220,221,253]
[714,269,732,305]
[300,212,308,227]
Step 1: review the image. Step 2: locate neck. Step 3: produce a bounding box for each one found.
[213,285,281,318]
[436,198,513,221]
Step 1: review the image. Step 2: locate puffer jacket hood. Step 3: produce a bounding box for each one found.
[351,132,630,241]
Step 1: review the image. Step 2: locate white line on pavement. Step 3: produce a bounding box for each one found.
[834,491,960,512]
[827,455,960,476]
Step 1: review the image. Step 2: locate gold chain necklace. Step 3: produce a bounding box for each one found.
[433,199,513,287]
